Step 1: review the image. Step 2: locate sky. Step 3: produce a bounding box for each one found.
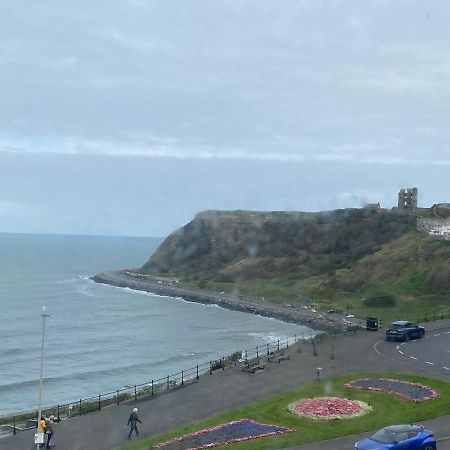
[1,0,449,237]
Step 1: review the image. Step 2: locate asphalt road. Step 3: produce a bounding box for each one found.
[375,326,450,379]
[1,320,449,450]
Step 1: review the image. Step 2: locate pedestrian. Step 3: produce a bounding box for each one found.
[36,416,47,448]
[45,415,56,448]
[127,407,142,440]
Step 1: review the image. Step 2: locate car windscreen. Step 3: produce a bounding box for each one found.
[388,323,406,329]
[370,429,408,444]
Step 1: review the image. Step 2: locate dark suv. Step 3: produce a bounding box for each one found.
[386,321,425,341]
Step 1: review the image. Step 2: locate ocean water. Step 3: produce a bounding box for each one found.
[0,233,312,416]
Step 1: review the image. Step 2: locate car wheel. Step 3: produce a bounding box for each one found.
[422,444,434,450]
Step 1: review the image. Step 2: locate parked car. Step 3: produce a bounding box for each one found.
[385,320,425,341]
[355,424,436,450]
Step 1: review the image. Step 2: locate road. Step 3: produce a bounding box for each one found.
[1,320,449,450]
[375,326,450,379]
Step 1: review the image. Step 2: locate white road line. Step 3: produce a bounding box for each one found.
[425,361,434,365]
[409,356,417,360]
[443,367,450,371]
[433,333,441,337]
[398,350,403,354]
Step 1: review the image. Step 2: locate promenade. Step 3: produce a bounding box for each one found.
[1,320,449,450]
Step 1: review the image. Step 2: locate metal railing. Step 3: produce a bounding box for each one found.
[3,307,449,436]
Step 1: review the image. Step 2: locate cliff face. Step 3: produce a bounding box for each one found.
[140,209,418,283]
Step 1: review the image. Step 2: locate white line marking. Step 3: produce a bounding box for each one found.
[425,361,434,365]
[398,350,403,355]
[396,345,399,350]
[409,356,417,360]
[433,333,441,337]
[443,367,450,371]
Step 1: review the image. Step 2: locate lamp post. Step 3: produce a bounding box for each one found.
[36,306,49,449]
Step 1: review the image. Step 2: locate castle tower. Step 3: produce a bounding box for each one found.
[398,187,418,211]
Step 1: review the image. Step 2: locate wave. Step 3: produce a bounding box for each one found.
[0,352,206,395]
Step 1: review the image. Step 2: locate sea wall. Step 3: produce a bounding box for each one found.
[91,271,344,333]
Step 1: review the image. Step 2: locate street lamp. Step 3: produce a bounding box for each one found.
[36,306,50,449]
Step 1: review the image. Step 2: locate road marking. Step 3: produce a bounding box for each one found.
[433,333,441,337]
[443,367,450,371]
[398,350,403,354]
[409,356,417,360]
[396,345,399,350]
[425,361,434,365]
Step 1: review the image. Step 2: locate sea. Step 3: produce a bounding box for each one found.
[0,233,313,417]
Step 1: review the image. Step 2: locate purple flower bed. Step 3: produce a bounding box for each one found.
[345,378,438,402]
[154,419,294,450]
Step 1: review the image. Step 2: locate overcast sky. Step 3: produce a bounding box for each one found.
[1,0,449,236]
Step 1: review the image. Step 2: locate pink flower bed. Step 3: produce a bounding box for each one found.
[288,397,371,420]
[344,378,438,402]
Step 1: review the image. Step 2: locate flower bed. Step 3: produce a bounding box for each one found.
[344,378,438,402]
[153,419,294,450]
[288,397,371,420]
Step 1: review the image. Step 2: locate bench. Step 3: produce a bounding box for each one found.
[241,359,266,374]
[267,351,290,364]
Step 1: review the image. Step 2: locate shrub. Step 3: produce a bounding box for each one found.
[363,292,398,308]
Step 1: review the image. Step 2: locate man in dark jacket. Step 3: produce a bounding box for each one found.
[127,408,142,439]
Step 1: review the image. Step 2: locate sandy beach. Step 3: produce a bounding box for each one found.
[91,270,348,332]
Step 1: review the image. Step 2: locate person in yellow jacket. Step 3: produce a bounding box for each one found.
[36,416,46,447]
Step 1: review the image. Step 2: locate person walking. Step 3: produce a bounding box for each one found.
[127,407,142,440]
[45,415,55,448]
[36,416,47,448]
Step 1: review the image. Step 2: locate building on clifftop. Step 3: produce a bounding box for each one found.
[398,187,418,211]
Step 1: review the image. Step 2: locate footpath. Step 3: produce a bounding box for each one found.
[1,320,449,450]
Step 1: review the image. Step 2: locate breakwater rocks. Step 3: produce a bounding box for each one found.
[91,271,345,333]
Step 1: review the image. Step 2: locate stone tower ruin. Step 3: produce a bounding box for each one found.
[398,187,418,211]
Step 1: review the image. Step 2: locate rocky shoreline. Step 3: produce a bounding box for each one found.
[91,271,348,333]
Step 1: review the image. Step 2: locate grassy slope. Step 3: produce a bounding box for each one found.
[141,209,450,321]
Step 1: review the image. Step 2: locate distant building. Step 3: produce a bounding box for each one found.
[364,202,381,209]
[398,187,418,211]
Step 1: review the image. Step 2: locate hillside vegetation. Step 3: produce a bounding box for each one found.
[140,208,450,318]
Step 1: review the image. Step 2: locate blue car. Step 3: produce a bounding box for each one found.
[385,321,425,341]
[355,424,436,450]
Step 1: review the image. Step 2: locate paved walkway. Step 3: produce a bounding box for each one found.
[1,320,449,450]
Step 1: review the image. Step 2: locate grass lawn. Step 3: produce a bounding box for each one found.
[115,373,450,450]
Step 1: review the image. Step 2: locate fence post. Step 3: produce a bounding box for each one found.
[181,370,184,385]
[151,380,154,396]
[116,390,119,405]
[166,375,169,390]
[98,394,101,410]
[196,365,199,380]
[134,385,137,401]
[57,405,60,422]
[209,360,212,374]
[266,343,269,356]
[256,347,259,358]
[245,350,248,362]
[286,338,289,349]
[222,356,225,370]
[13,416,16,435]
[79,399,82,415]
[277,339,280,351]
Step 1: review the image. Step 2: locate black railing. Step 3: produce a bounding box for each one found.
[2,307,449,435]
